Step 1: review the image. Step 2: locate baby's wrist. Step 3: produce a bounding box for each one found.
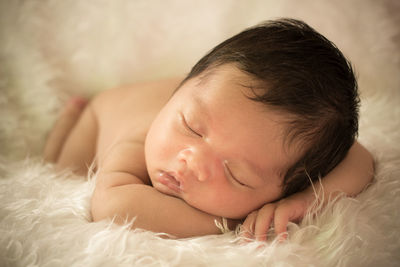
[289,188,316,207]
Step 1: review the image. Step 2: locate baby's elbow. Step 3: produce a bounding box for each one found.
[355,142,375,182]
[364,146,375,183]
[90,188,111,222]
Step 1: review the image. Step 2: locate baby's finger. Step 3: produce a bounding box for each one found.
[254,204,276,241]
[240,211,257,240]
[274,205,290,241]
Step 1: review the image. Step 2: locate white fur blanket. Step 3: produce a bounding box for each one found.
[1,1,399,266]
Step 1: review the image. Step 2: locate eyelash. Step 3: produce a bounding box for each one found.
[181,114,202,137]
[224,161,247,187]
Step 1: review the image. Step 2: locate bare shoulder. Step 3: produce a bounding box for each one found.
[92,77,183,161]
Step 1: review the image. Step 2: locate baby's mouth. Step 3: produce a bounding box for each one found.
[157,171,183,192]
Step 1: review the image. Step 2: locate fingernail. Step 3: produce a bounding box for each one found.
[256,236,266,242]
[277,233,288,243]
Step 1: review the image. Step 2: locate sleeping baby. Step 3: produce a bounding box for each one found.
[43,18,374,241]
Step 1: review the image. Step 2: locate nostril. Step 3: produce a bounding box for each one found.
[178,148,193,160]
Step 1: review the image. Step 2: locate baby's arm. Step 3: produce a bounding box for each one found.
[91,142,230,238]
[241,141,374,241]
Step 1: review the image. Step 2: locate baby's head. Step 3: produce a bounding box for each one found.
[182,18,359,197]
[145,19,359,219]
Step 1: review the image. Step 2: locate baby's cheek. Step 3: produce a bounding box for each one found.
[212,188,240,210]
[147,130,171,157]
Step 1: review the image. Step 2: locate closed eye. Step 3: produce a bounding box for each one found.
[224,160,251,188]
[181,113,202,137]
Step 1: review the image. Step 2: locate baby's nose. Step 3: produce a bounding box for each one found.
[177,147,217,182]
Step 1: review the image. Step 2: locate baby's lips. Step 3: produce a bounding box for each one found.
[167,170,187,190]
[158,171,182,192]
[169,171,187,190]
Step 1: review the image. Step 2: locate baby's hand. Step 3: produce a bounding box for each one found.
[240,191,309,242]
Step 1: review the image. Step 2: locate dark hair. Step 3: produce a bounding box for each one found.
[182,18,359,197]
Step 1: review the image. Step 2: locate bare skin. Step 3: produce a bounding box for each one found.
[45,78,231,237]
[44,65,374,240]
[43,97,88,164]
